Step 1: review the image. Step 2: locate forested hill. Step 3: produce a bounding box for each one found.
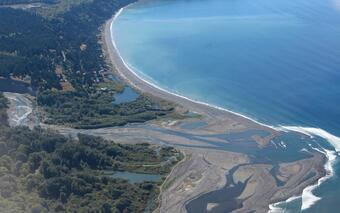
[0,1,183,211]
[0,93,182,212]
[0,8,61,89]
[0,0,135,90]
[0,93,9,126]
[0,0,177,129]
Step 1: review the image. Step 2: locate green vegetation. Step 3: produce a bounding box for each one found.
[0,8,61,90]
[0,93,182,212]
[0,0,135,90]
[96,82,125,93]
[0,0,177,128]
[38,90,174,128]
[34,0,93,17]
[0,93,9,126]
[0,1,182,210]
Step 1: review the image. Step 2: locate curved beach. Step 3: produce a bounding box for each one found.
[102,5,328,213]
[104,8,269,131]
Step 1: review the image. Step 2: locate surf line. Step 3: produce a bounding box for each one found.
[111,7,340,212]
[269,126,339,212]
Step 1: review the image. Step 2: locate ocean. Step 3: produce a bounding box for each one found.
[111,0,340,212]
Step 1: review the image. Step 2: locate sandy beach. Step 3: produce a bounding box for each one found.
[103,8,267,133]
[0,0,337,211]
[0,4,325,212]
[96,7,327,213]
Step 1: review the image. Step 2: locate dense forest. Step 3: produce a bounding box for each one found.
[0,0,177,128]
[0,1,182,211]
[38,90,174,129]
[0,93,182,212]
[0,93,9,126]
[0,0,135,90]
[0,8,61,89]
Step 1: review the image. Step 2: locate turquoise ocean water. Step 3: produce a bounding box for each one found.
[112,0,340,212]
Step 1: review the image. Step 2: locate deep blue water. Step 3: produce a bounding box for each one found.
[112,0,340,211]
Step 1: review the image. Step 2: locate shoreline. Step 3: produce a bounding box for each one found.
[104,6,272,132]
[106,5,340,146]
[102,5,332,212]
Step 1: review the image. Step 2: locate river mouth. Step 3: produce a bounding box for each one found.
[185,165,248,213]
[112,0,340,211]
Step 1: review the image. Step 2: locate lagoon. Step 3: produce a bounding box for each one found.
[110,171,162,183]
[112,0,340,211]
[113,86,139,104]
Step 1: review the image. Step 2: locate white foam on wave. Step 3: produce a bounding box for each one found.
[268,146,337,212]
[111,11,281,133]
[300,178,321,210]
[111,9,340,213]
[301,147,336,210]
[280,126,340,152]
[268,126,339,212]
[268,195,301,213]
